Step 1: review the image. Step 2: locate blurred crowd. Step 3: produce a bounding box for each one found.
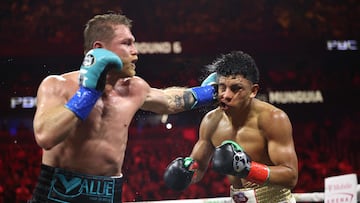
[0,0,358,45]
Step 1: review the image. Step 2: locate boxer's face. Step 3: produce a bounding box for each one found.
[218,74,258,111]
[102,24,138,77]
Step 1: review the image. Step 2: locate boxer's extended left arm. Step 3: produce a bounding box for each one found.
[142,72,218,113]
[212,140,270,185]
[163,157,199,191]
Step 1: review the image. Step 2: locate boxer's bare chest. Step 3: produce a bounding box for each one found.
[100,79,144,115]
[212,115,266,158]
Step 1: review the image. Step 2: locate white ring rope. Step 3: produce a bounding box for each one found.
[126,184,360,203]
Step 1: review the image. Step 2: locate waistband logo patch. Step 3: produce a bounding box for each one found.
[232,191,249,203]
[48,173,115,203]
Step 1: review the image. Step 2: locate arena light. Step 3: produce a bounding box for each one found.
[166,123,173,130]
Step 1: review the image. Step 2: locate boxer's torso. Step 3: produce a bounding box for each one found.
[42,71,149,176]
[208,99,278,188]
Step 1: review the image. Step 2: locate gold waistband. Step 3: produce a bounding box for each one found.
[230,183,295,203]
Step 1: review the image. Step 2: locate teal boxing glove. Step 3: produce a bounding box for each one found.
[201,72,217,86]
[65,48,123,120]
[189,72,218,109]
[79,48,123,90]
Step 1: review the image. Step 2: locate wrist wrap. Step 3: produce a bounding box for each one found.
[190,85,216,109]
[247,161,270,185]
[65,86,102,120]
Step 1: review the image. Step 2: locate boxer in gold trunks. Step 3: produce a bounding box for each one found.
[164,51,298,203]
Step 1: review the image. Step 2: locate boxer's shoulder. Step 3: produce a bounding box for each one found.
[37,72,79,100]
[40,71,78,85]
[118,76,149,87]
[203,108,224,123]
[114,76,150,95]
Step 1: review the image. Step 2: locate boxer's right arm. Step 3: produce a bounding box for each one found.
[65,48,123,120]
[34,49,122,149]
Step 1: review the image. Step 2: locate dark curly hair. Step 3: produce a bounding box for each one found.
[207,51,260,84]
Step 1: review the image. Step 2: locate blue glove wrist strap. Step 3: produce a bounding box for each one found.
[65,86,102,120]
[190,85,216,109]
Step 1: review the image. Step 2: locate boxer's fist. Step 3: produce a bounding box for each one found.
[212,140,251,178]
[212,140,270,184]
[201,72,217,86]
[164,157,198,191]
[80,48,123,91]
[189,72,218,109]
[65,49,122,120]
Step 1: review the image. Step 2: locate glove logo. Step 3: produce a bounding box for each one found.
[82,54,95,67]
[233,152,248,172]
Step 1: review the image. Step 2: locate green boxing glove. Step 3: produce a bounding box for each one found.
[65,48,123,120]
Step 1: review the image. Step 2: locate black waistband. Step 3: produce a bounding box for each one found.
[30,164,123,203]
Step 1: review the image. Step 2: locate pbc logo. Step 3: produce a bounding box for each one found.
[11,97,36,109]
[327,40,357,51]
